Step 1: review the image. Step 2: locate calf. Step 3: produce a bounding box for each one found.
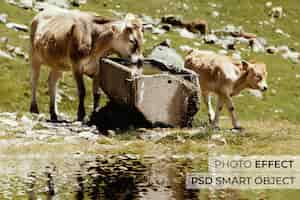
[185,50,268,130]
[30,8,143,121]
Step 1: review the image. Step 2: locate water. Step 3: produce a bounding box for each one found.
[0,154,199,200]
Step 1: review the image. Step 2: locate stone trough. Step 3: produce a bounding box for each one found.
[97,58,200,128]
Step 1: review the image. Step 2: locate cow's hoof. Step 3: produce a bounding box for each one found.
[231,126,244,133]
[47,117,69,123]
[77,112,86,122]
[47,114,68,123]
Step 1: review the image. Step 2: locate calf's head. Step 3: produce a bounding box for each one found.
[110,14,144,66]
[242,61,268,92]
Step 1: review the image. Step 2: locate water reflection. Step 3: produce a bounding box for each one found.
[0,154,199,200]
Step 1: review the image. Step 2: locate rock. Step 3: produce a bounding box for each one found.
[161,15,183,26]
[138,130,170,141]
[208,2,218,8]
[6,23,29,32]
[141,15,160,26]
[217,36,236,50]
[78,131,98,140]
[184,19,208,34]
[71,0,87,7]
[19,0,33,9]
[205,34,218,44]
[223,24,243,35]
[265,1,272,8]
[211,11,219,18]
[147,41,185,71]
[193,42,201,46]
[151,27,166,35]
[282,50,299,63]
[211,134,226,145]
[44,0,70,9]
[0,13,8,24]
[249,37,267,52]
[179,45,193,52]
[6,0,18,6]
[235,32,256,39]
[218,49,228,55]
[159,24,172,31]
[248,89,263,99]
[275,28,290,37]
[0,37,8,44]
[266,46,278,54]
[159,39,171,47]
[176,28,197,39]
[162,15,208,34]
[0,50,13,60]
[270,6,283,18]
[107,130,116,137]
[13,47,27,58]
[277,45,289,53]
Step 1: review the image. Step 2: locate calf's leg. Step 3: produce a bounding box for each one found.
[202,92,215,123]
[224,95,242,129]
[48,70,62,121]
[73,68,86,121]
[30,58,41,114]
[212,95,224,128]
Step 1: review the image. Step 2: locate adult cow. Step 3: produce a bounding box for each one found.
[29,8,144,121]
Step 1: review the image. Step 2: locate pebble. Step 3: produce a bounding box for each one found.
[0,13,8,24]
[176,28,197,39]
[6,23,29,32]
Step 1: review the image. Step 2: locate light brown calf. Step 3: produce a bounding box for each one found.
[30,8,143,121]
[185,50,268,130]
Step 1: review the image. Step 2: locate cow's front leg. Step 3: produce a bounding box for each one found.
[73,68,86,121]
[224,95,242,130]
[30,58,41,114]
[92,71,101,112]
[48,70,62,121]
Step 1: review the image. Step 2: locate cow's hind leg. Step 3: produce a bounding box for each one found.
[48,70,62,121]
[30,58,41,114]
[73,68,86,121]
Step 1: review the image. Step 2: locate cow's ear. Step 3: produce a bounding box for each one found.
[111,22,125,35]
[241,60,251,71]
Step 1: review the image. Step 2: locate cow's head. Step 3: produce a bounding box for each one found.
[242,61,268,92]
[110,14,144,66]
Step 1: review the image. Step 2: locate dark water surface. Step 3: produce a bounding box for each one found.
[0,154,200,200]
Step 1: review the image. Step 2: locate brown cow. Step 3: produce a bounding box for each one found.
[30,8,143,121]
[185,49,268,130]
